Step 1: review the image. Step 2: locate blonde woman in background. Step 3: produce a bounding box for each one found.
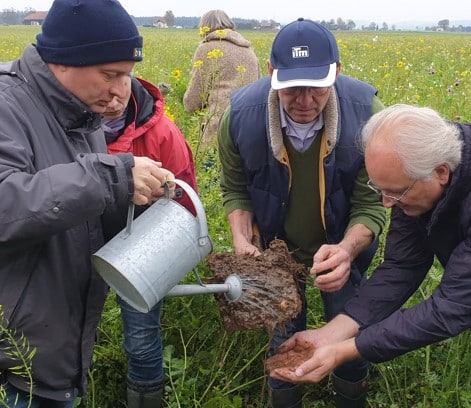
[184,9,261,144]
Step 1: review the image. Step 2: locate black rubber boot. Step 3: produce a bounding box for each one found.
[269,384,303,408]
[331,373,369,408]
[126,378,164,408]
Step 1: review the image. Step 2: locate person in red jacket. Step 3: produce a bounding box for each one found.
[103,76,197,213]
[102,76,198,408]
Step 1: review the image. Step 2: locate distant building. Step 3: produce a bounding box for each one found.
[23,11,48,25]
[153,17,167,28]
[254,21,281,30]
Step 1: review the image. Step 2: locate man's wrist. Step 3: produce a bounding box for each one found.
[317,314,360,344]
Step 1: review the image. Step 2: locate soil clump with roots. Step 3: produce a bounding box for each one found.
[207,239,307,333]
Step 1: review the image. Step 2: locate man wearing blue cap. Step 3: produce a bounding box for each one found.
[218,18,386,407]
[0,1,174,407]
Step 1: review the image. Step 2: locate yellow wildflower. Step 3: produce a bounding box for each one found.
[164,106,175,122]
[199,26,210,38]
[207,49,224,59]
[215,29,227,39]
[171,69,182,79]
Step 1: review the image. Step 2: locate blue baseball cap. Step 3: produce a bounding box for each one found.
[270,18,339,89]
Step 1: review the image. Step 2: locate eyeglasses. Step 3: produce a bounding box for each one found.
[367,179,417,203]
[279,86,330,97]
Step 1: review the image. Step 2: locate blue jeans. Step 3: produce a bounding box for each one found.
[268,277,369,389]
[1,382,75,408]
[117,295,165,389]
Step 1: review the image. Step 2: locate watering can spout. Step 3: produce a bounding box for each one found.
[165,274,243,302]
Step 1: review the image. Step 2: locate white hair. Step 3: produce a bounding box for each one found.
[361,104,462,180]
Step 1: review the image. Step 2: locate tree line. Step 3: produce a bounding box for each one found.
[1,8,470,32]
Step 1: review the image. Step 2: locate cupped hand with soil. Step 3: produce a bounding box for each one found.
[267,330,360,384]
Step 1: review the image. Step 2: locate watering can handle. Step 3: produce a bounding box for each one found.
[125,179,210,247]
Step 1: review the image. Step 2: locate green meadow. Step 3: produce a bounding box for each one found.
[0,26,470,407]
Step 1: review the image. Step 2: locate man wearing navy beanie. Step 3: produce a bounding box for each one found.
[0,0,175,407]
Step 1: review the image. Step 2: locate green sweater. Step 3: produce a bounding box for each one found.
[218,95,386,266]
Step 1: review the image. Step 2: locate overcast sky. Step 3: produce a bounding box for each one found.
[0,0,467,25]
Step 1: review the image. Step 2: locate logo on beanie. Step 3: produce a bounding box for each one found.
[133,48,143,58]
[292,46,309,59]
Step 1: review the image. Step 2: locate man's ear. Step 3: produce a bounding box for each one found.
[435,163,451,185]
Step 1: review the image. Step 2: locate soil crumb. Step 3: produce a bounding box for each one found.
[264,343,315,373]
[207,239,307,333]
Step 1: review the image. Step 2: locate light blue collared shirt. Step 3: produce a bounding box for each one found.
[280,106,324,152]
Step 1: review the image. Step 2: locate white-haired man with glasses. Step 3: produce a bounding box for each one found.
[269,104,471,393]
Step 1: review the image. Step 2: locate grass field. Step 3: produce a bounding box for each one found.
[0,26,470,407]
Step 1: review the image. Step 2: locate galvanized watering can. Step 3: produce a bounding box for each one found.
[92,179,243,313]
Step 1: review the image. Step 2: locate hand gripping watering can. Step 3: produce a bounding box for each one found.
[91,179,240,313]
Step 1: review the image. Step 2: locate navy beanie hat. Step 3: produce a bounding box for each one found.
[36,0,143,66]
